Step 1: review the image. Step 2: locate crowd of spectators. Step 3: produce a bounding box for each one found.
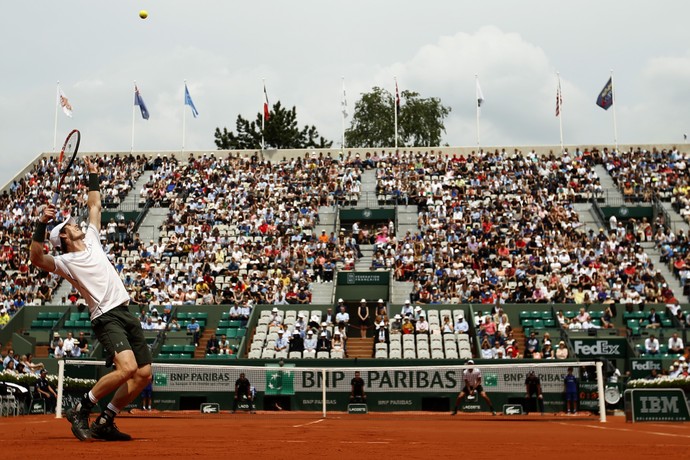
[368,149,679,314]
[111,152,372,317]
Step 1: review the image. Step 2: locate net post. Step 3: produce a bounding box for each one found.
[56,359,65,419]
[321,368,327,418]
[596,361,606,423]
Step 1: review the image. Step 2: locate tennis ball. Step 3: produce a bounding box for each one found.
[139,10,148,19]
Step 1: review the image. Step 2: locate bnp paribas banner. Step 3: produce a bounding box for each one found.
[152,364,575,394]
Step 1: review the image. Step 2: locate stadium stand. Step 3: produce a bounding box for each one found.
[0,146,689,371]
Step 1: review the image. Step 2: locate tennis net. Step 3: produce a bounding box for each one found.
[57,359,605,421]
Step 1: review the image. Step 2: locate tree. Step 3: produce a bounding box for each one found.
[214,101,332,150]
[345,87,451,148]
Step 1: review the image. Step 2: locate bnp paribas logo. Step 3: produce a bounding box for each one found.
[347,273,355,285]
[484,373,498,387]
[153,373,168,386]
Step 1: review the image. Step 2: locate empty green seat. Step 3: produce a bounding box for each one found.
[522,319,534,328]
[64,320,77,328]
[218,320,230,328]
[31,320,43,328]
[161,345,175,353]
[69,313,81,321]
[183,345,195,353]
[519,311,530,320]
[228,320,242,328]
[226,329,238,339]
[543,319,556,328]
[177,312,189,320]
[235,328,246,338]
[532,319,544,329]
[541,311,552,320]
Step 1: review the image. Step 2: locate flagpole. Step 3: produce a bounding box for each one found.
[53,81,60,152]
[475,74,481,148]
[394,76,398,151]
[557,72,564,153]
[610,69,619,151]
[341,76,346,151]
[261,78,265,151]
[182,80,187,153]
[131,81,136,154]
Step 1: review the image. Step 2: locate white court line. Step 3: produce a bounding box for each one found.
[648,423,690,430]
[557,422,690,439]
[340,441,390,444]
[292,418,325,428]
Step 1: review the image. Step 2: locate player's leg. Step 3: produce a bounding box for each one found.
[91,309,152,441]
[232,393,239,413]
[537,395,544,414]
[108,363,152,410]
[451,389,467,415]
[479,390,496,415]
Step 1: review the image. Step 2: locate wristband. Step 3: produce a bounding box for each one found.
[33,222,47,243]
[88,173,100,192]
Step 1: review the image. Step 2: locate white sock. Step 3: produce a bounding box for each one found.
[88,391,98,404]
[106,402,121,414]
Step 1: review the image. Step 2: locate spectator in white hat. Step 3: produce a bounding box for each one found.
[401,300,414,318]
[376,298,388,318]
[304,330,317,352]
[415,314,430,335]
[357,299,370,338]
[336,304,350,325]
[390,314,402,334]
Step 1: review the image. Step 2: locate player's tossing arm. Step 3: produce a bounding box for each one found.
[29,205,57,273]
[84,156,102,232]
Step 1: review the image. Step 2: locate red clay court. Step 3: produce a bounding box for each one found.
[1,412,688,459]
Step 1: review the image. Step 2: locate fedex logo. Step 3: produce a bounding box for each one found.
[574,340,620,356]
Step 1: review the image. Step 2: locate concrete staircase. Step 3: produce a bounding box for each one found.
[310,282,334,305]
[390,280,413,306]
[594,164,625,203]
[193,329,215,358]
[118,170,153,210]
[659,201,690,234]
[573,202,603,235]
[355,244,374,271]
[346,337,374,359]
[396,205,419,238]
[138,207,168,243]
[640,242,686,301]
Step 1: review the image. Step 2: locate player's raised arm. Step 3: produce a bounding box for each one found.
[29,204,57,272]
[84,156,102,232]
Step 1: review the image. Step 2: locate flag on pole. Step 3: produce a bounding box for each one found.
[395,79,401,115]
[134,85,150,120]
[263,84,270,122]
[476,79,485,108]
[184,84,199,118]
[58,87,73,118]
[556,80,563,117]
[596,77,614,110]
[341,85,348,118]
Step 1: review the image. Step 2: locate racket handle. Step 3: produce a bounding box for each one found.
[52,192,59,205]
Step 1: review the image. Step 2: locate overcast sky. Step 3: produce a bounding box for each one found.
[2,1,690,187]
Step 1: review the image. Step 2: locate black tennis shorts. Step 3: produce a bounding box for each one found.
[462,384,484,394]
[92,305,152,368]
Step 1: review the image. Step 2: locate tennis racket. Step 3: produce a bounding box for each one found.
[52,129,81,205]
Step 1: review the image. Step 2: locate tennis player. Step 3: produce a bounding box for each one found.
[451,360,496,416]
[30,157,152,441]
